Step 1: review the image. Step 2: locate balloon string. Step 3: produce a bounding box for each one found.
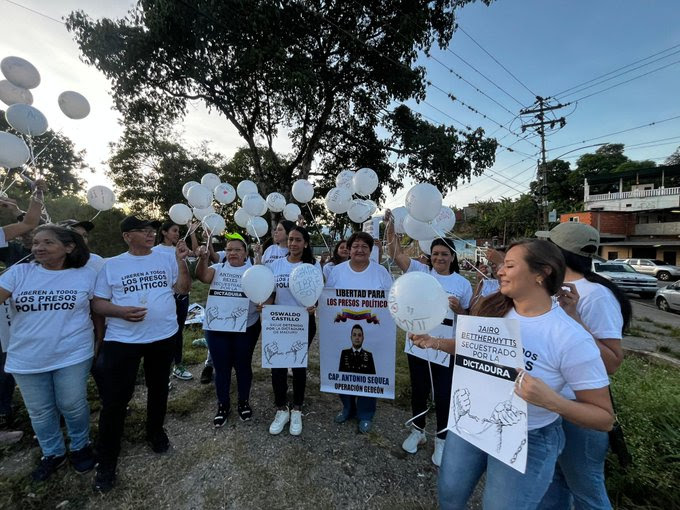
[404,336,438,437]
[305,203,330,253]
[247,218,261,244]
[89,210,102,222]
[182,221,199,241]
[30,130,61,163]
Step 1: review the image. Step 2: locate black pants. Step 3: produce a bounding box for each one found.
[271,319,316,408]
[408,353,453,439]
[206,320,261,408]
[173,294,190,365]
[95,337,174,468]
[0,351,15,418]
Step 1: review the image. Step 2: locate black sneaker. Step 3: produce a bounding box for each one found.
[31,454,67,482]
[93,464,116,493]
[214,404,229,428]
[237,400,252,421]
[70,444,96,474]
[200,365,213,384]
[147,428,170,454]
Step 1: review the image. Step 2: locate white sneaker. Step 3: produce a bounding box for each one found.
[402,427,427,454]
[172,365,193,380]
[269,409,290,435]
[289,410,303,436]
[432,437,445,466]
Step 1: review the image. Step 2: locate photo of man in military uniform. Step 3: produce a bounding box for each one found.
[338,324,376,375]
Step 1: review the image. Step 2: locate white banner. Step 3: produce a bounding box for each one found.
[261,305,309,368]
[203,268,250,332]
[448,316,528,473]
[404,321,453,367]
[319,288,396,399]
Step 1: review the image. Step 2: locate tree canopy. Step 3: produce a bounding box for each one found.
[67,0,496,202]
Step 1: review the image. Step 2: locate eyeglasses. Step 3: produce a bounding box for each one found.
[127,228,157,235]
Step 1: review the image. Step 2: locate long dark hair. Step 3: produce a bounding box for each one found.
[473,239,565,318]
[428,238,460,274]
[33,225,90,269]
[157,220,179,246]
[289,225,315,264]
[560,248,632,332]
[264,219,296,251]
[330,240,348,266]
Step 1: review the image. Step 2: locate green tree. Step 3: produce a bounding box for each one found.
[575,144,629,176]
[612,160,656,173]
[0,110,88,196]
[664,146,680,166]
[467,195,538,243]
[529,159,583,214]
[66,0,497,202]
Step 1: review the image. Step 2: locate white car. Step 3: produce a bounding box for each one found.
[592,261,658,298]
[655,282,680,312]
[614,258,680,281]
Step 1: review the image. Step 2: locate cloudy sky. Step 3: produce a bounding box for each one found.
[2,0,679,211]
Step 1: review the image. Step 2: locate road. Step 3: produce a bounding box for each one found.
[627,280,680,326]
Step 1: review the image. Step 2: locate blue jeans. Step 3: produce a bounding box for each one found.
[339,395,377,421]
[538,419,612,510]
[439,418,565,510]
[13,358,92,457]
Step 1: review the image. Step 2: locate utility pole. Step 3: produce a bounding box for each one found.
[520,96,569,230]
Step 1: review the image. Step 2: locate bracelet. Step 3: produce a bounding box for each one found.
[436,337,441,351]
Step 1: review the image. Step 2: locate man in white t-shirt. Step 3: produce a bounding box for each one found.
[91,215,191,493]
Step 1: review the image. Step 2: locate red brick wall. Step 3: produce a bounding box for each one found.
[559,211,634,235]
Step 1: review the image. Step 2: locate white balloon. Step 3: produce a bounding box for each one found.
[266,192,286,212]
[388,272,449,334]
[192,205,215,220]
[405,183,443,222]
[186,184,213,209]
[291,179,314,203]
[283,203,301,222]
[234,207,252,228]
[0,80,32,106]
[0,131,30,168]
[182,181,199,199]
[352,167,379,196]
[202,213,226,235]
[365,199,377,217]
[432,206,456,236]
[242,265,275,304]
[324,187,352,214]
[86,185,116,211]
[5,104,48,136]
[200,172,221,191]
[391,206,408,234]
[242,193,267,217]
[403,214,435,241]
[246,216,268,238]
[236,179,258,199]
[347,198,373,224]
[57,91,90,120]
[1,56,40,89]
[289,263,324,307]
[335,169,355,191]
[168,203,193,225]
[213,183,236,204]
[418,239,434,256]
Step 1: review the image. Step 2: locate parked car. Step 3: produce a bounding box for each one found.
[592,261,658,298]
[614,258,680,281]
[655,281,680,312]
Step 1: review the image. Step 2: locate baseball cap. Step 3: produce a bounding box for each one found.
[58,219,95,232]
[535,222,600,258]
[120,215,161,233]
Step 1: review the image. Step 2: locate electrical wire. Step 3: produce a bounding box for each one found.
[3,0,65,24]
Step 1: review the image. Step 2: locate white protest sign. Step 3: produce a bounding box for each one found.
[319,288,396,399]
[448,316,528,473]
[203,266,251,332]
[261,305,309,368]
[362,215,382,238]
[404,320,453,367]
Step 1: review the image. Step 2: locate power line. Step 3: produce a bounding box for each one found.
[554,42,680,97]
[3,0,65,24]
[456,25,536,98]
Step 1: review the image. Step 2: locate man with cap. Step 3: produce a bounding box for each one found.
[58,219,106,273]
[91,215,191,493]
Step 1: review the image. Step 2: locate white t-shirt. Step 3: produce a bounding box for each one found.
[152,244,176,255]
[0,263,97,374]
[86,253,106,274]
[370,245,380,263]
[479,278,500,297]
[326,260,393,292]
[263,244,288,266]
[407,259,473,321]
[270,257,322,306]
[95,251,179,344]
[322,262,335,282]
[0,228,6,248]
[205,262,259,328]
[559,277,623,399]
[505,306,609,430]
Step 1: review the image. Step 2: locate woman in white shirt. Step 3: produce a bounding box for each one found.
[263,226,320,436]
[411,239,614,510]
[261,220,295,266]
[470,247,505,309]
[0,225,98,482]
[322,239,350,281]
[385,210,472,466]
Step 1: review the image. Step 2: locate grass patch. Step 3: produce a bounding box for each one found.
[626,326,651,338]
[607,355,680,509]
